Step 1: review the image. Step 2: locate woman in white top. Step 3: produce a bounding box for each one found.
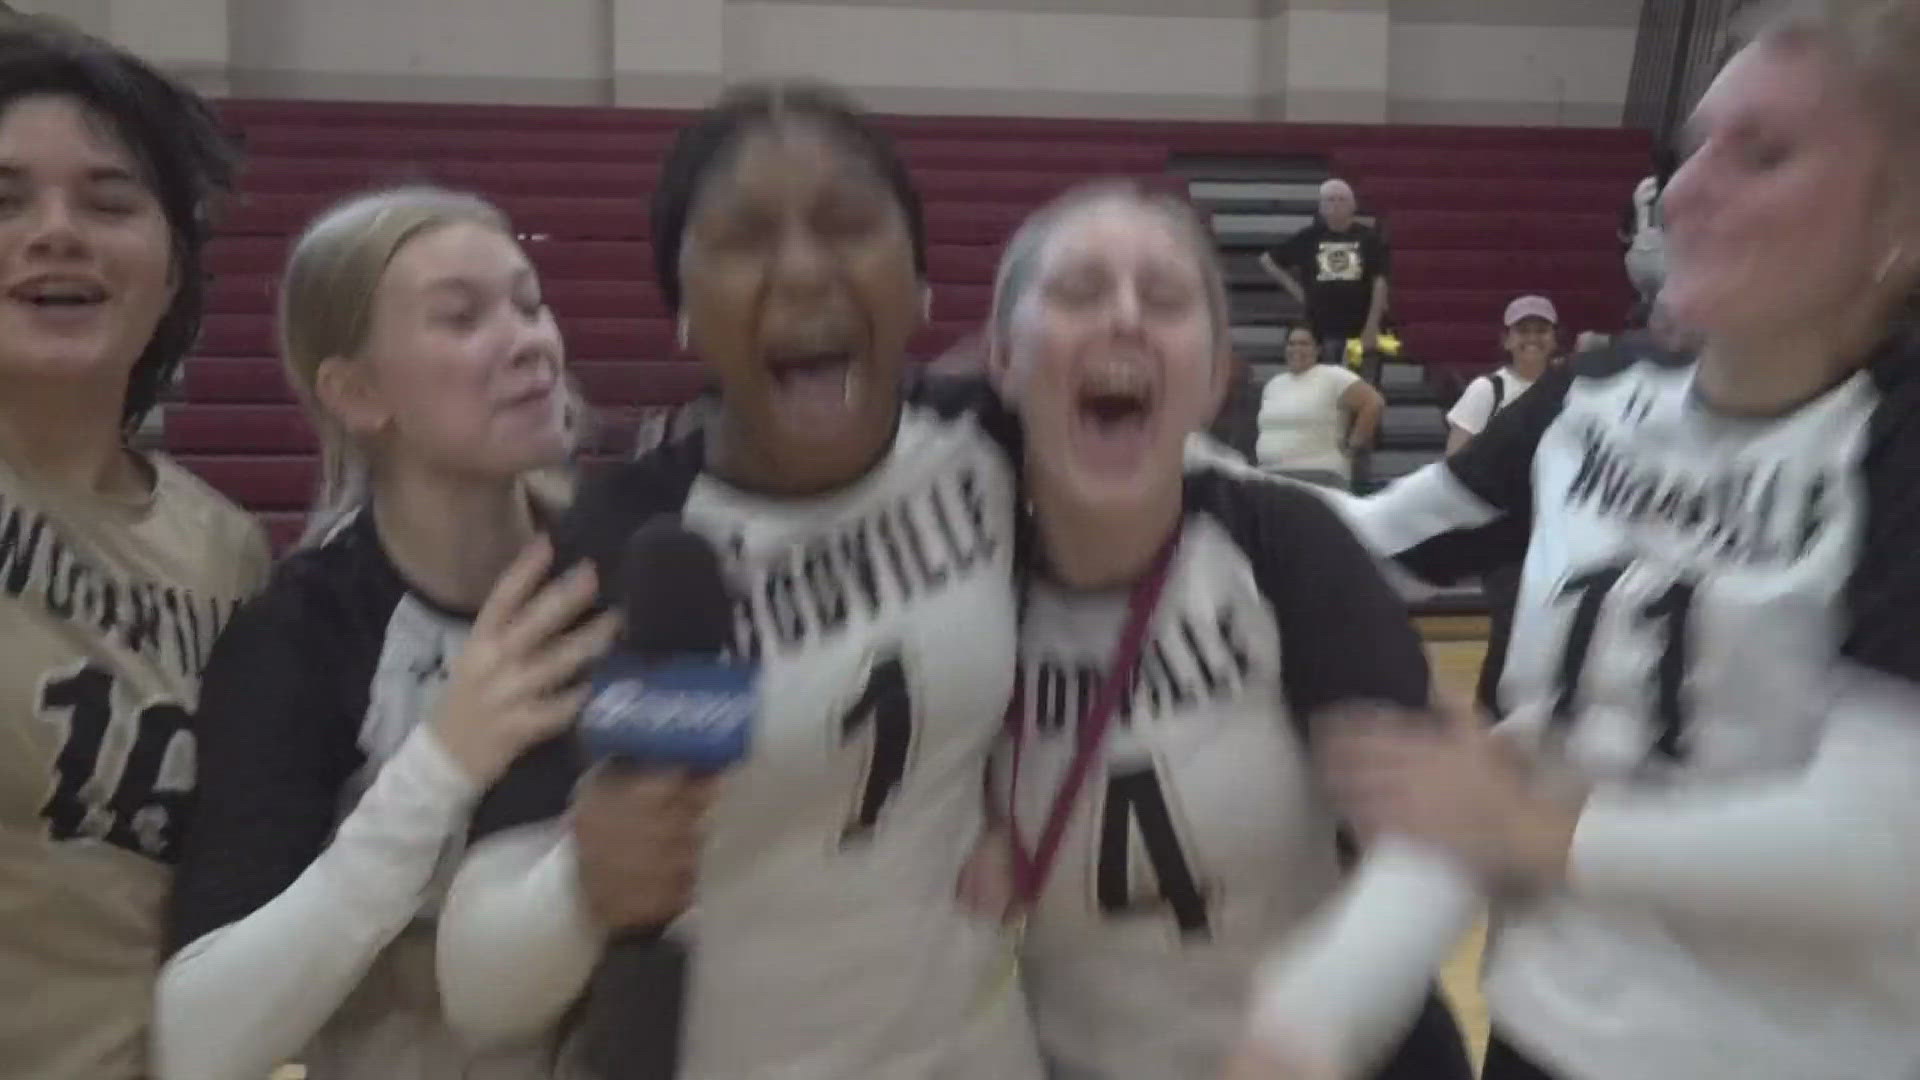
[1254,325,1383,486]
[1442,295,1557,455]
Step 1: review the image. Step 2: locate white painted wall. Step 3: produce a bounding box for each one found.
[14,0,1648,125]
[229,0,609,101]
[723,2,1260,118]
[1389,22,1640,125]
[1282,7,1391,122]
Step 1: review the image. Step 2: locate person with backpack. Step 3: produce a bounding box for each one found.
[1443,295,1559,717]
[1444,296,1558,456]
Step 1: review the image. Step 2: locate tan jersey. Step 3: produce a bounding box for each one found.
[0,450,269,1080]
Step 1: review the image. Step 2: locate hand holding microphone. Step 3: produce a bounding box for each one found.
[572,773,715,929]
[432,537,621,786]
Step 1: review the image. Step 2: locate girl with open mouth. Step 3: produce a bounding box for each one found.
[437,82,1046,1080]
[969,180,1474,1080]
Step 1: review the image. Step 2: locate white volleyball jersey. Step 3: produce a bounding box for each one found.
[475,380,1042,1079]
[1007,469,1465,1080]
[0,450,268,1080]
[1342,333,1920,1080]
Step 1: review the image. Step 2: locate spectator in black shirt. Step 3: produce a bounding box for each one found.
[1259,179,1390,365]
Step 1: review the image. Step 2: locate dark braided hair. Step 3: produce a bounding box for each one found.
[649,80,927,314]
[0,18,238,435]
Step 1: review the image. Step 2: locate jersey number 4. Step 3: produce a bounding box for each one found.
[1552,563,1698,761]
[37,662,193,861]
[1098,764,1211,937]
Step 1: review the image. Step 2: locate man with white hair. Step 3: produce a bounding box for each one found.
[1260,178,1391,366]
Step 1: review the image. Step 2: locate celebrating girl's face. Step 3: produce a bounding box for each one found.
[341,222,570,480]
[999,196,1225,506]
[677,118,923,494]
[0,94,173,392]
[1660,37,1903,343]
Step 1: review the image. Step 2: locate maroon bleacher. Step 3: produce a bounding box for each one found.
[179,99,1648,544]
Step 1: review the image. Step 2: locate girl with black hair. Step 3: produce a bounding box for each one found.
[0,19,270,1080]
[438,82,1045,1079]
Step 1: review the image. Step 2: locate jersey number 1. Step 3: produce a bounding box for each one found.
[38,663,193,861]
[1553,563,1697,761]
[839,653,914,844]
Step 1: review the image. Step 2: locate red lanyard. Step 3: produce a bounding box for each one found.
[1005,535,1180,905]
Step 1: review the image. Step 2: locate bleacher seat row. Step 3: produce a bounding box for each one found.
[182,100,1648,548]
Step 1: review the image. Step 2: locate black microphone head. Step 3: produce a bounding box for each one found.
[618,517,735,661]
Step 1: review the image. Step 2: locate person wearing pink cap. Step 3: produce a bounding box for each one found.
[1441,295,1559,717]
[1444,295,1559,457]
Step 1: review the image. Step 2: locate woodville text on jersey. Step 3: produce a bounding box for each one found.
[1025,600,1260,735]
[1565,423,1833,565]
[1,496,237,679]
[726,462,1002,658]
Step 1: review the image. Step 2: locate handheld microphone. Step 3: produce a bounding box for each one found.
[576,517,754,1080]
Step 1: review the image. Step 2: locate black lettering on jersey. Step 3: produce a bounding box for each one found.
[732,465,1008,657]
[898,503,951,591]
[1798,472,1831,558]
[1,496,225,679]
[870,510,918,604]
[1029,602,1259,735]
[800,539,850,635]
[162,588,192,676]
[1217,604,1255,680]
[44,541,78,619]
[37,661,194,862]
[957,467,997,562]
[1566,425,1834,566]
[836,528,884,614]
[1098,764,1211,937]
[126,582,163,657]
[1115,664,1144,726]
[1619,386,1654,426]
[730,590,762,662]
[838,651,916,844]
[1140,639,1197,716]
[180,592,208,675]
[925,481,977,574]
[1178,615,1229,696]
[96,578,120,635]
[0,497,47,595]
[1034,660,1071,735]
[763,561,809,651]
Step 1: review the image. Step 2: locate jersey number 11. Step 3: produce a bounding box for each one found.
[1552,563,1698,761]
